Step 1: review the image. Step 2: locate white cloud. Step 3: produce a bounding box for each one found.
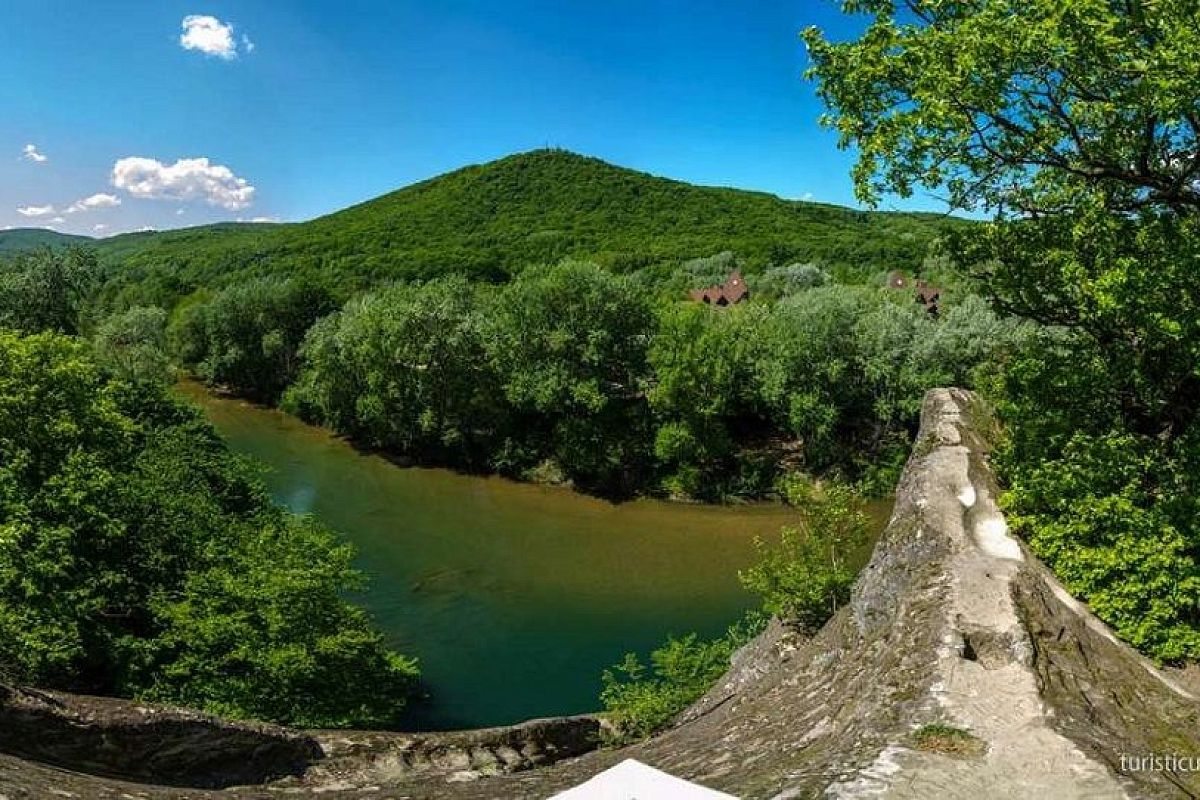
[242,34,256,53]
[176,208,186,215]
[111,156,256,210]
[17,204,56,218]
[66,192,122,213]
[92,224,108,233]
[180,15,241,60]
[22,144,47,164]
[49,216,65,224]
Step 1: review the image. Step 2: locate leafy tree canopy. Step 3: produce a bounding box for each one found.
[0,330,418,726]
[807,0,1200,662]
[806,0,1200,217]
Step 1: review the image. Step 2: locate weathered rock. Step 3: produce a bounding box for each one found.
[0,685,320,788]
[0,388,1196,798]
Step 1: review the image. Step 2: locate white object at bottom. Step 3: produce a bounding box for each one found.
[549,758,740,800]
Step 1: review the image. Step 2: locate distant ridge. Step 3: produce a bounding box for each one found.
[0,228,93,254]
[25,151,964,293]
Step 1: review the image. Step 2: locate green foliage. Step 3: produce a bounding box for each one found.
[134,516,418,728]
[805,1,1200,217]
[754,287,872,466]
[912,724,986,757]
[752,286,1027,482]
[488,260,654,493]
[175,277,336,402]
[977,223,1200,662]
[739,479,871,633]
[0,330,418,726]
[598,479,880,743]
[751,262,830,299]
[808,0,1200,662]
[92,151,960,312]
[647,301,766,498]
[92,306,171,384]
[1003,431,1200,662]
[0,228,92,255]
[490,261,649,415]
[989,332,1200,663]
[599,612,764,744]
[967,207,1200,438]
[0,248,98,335]
[284,276,502,462]
[275,254,1018,501]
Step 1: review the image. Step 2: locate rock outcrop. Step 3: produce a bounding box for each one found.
[1,388,1197,799]
[0,685,320,789]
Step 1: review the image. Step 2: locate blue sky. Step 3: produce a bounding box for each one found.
[3,1,935,238]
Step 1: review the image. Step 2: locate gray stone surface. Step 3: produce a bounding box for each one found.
[0,685,319,789]
[0,388,1197,798]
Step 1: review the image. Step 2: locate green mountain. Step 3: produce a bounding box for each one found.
[96,150,964,304]
[0,228,93,254]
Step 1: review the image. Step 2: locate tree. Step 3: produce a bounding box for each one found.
[647,301,766,498]
[806,0,1200,661]
[486,260,654,493]
[806,0,1200,435]
[0,248,98,335]
[753,287,872,469]
[285,276,504,462]
[805,1,1200,218]
[752,262,829,299]
[93,306,171,384]
[180,277,336,402]
[0,330,418,725]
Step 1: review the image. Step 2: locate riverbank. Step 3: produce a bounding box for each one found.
[175,380,892,730]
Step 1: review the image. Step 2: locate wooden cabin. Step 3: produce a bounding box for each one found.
[690,270,750,306]
[914,279,941,316]
[887,270,941,316]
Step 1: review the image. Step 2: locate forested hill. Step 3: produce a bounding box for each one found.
[92,150,963,305]
[0,228,93,254]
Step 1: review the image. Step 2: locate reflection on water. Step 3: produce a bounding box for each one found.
[176,381,891,730]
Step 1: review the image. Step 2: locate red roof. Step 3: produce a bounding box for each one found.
[689,270,749,306]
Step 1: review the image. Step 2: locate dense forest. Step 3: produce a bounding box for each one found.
[0,228,92,254]
[97,252,1024,501]
[0,153,1007,729]
[4,0,1200,736]
[5,150,963,307]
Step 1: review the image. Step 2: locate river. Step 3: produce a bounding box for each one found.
[176,382,890,731]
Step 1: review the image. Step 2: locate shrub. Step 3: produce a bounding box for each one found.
[753,262,829,298]
[739,478,871,633]
[1002,430,1200,663]
[599,612,764,744]
[912,723,986,757]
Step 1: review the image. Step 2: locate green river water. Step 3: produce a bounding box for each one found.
[177,382,890,731]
